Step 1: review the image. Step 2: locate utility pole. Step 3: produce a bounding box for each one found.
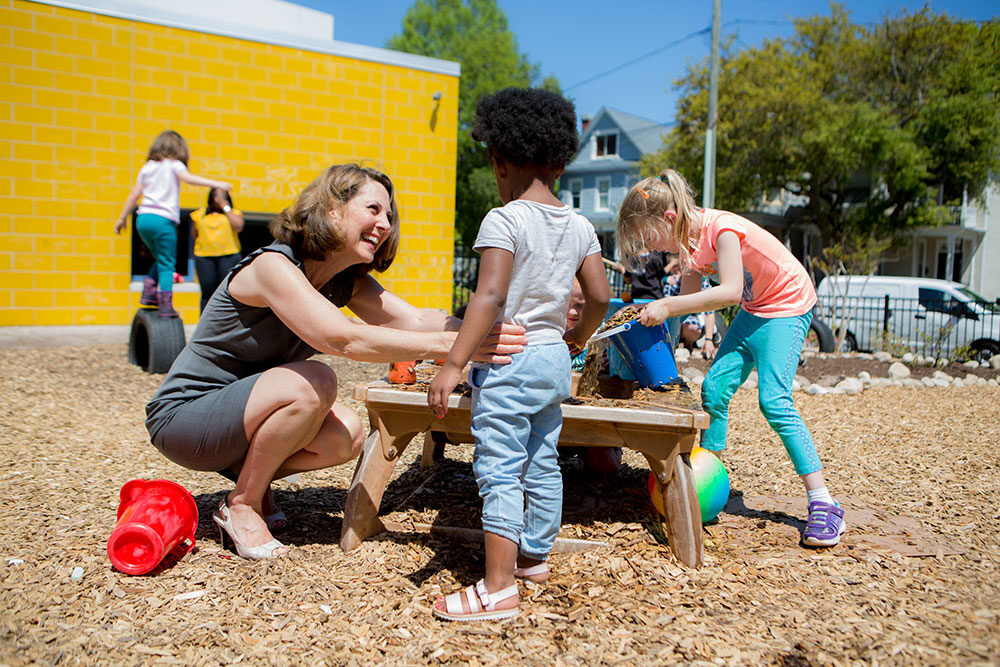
[702,0,721,208]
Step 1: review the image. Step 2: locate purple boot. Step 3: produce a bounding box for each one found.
[156,290,179,318]
[140,277,157,306]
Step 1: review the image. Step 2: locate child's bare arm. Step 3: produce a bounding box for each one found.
[178,171,231,191]
[427,247,513,417]
[640,231,743,325]
[113,182,143,234]
[565,253,610,350]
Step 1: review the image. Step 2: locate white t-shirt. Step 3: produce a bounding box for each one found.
[136,158,188,223]
[473,200,601,344]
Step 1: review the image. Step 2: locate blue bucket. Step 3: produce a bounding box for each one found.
[606,320,678,388]
[605,298,649,382]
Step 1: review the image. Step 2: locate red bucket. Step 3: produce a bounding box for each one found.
[106,479,198,575]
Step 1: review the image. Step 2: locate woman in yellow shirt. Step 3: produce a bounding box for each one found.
[191,188,244,312]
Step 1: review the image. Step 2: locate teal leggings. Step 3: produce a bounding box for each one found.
[136,213,177,292]
[700,309,822,475]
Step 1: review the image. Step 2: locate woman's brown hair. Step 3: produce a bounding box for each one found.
[146,130,189,166]
[269,164,400,274]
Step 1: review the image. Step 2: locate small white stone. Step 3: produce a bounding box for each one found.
[902,378,919,387]
[934,378,950,387]
[835,378,861,395]
[873,351,892,362]
[901,352,915,363]
[990,354,1000,369]
[792,380,801,392]
[952,378,964,387]
[932,370,953,382]
[858,370,871,381]
[977,377,988,386]
[989,378,998,386]
[70,566,84,581]
[921,377,937,387]
[872,378,892,388]
[963,360,980,369]
[805,383,826,395]
[887,362,910,380]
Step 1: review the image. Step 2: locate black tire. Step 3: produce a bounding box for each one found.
[805,316,836,353]
[128,308,186,374]
[969,339,1000,363]
[838,331,858,353]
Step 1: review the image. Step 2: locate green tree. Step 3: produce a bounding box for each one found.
[387,0,560,247]
[644,5,1000,249]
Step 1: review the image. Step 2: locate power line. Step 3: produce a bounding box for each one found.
[563,26,711,92]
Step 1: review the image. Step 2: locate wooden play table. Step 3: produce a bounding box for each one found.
[340,380,711,567]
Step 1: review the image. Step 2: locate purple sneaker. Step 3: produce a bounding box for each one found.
[803,501,845,547]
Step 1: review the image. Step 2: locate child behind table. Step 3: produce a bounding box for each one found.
[616,168,845,549]
[427,88,610,622]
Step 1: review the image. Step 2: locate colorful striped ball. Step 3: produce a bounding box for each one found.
[648,446,731,523]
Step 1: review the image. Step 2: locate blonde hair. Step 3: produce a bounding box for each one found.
[616,168,701,271]
[146,130,189,166]
[269,164,400,273]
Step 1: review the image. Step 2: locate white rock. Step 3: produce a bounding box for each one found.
[686,367,706,381]
[963,360,980,369]
[990,354,1000,369]
[977,377,988,386]
[858,353,874,360]
[952,378,964,387]
[794,374,810,387]
[934,378,950,387]
[932,370,953,382]
[887,362,910,380]
[792,379,802,392]
[964,375,978,383]
[873,351,893,362]
[923,357,936,367]
[744,371,758,389]
[921,377,937,387]
[674,347,691,364]
[872,378,892,388]
[982,360,991,368]
[858,370,871,381]
[835,378,862,395]
[902,378,920,388]
[989,378,999,386]
[805,383,828,395]
[901,352,915,363]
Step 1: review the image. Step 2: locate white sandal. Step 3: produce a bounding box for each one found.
[513,563,549,583]
[433,579,519,622]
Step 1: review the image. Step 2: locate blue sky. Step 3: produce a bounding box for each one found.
[289,1,996,127]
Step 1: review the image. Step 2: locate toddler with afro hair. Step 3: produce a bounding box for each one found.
[471,87,579,169]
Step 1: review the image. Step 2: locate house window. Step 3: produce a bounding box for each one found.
[596,178,610,210]
[570,179,582,209]
[594,133,618,157]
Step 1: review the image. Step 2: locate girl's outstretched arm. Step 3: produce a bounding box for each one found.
[640,230,744,325]
[428,247,513,417]
[178,170,231,192]
[113,182,143,234]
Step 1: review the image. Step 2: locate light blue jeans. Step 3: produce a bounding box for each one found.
[470,342,570,560]
[701,309,822,475]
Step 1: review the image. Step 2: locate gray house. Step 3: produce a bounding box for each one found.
[559,107,672,257]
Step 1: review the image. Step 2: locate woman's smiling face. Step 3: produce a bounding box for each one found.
[329,179,393,264]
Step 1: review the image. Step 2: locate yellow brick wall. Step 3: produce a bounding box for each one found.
[1,0,458,325]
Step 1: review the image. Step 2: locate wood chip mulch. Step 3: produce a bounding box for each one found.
[1,344,998,665]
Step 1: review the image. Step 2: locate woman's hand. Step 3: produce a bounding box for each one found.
[639,299,672,327]
[427,365,462,418]
[470,322,526,364]
[701,338,716,360]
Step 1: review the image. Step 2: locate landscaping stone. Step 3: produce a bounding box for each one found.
[887,362,910,380]
[873,351,893,362]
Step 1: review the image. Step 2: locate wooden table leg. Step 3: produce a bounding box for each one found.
[340,408,428,551]
[621,429,704,568]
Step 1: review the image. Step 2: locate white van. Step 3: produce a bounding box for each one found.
[815,275,1000,361]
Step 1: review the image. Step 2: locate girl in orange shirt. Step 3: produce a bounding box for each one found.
[617,168,845,548]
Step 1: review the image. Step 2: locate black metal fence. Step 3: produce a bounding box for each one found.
[815,294,1000,361]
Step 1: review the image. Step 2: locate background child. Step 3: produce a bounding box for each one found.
[191,187,244,313]
[663,259,717,359]
[427,88,610,621]
[616,168,845,548]
[113,130,231,317]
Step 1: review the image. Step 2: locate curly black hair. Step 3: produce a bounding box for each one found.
[471,87,579,168]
